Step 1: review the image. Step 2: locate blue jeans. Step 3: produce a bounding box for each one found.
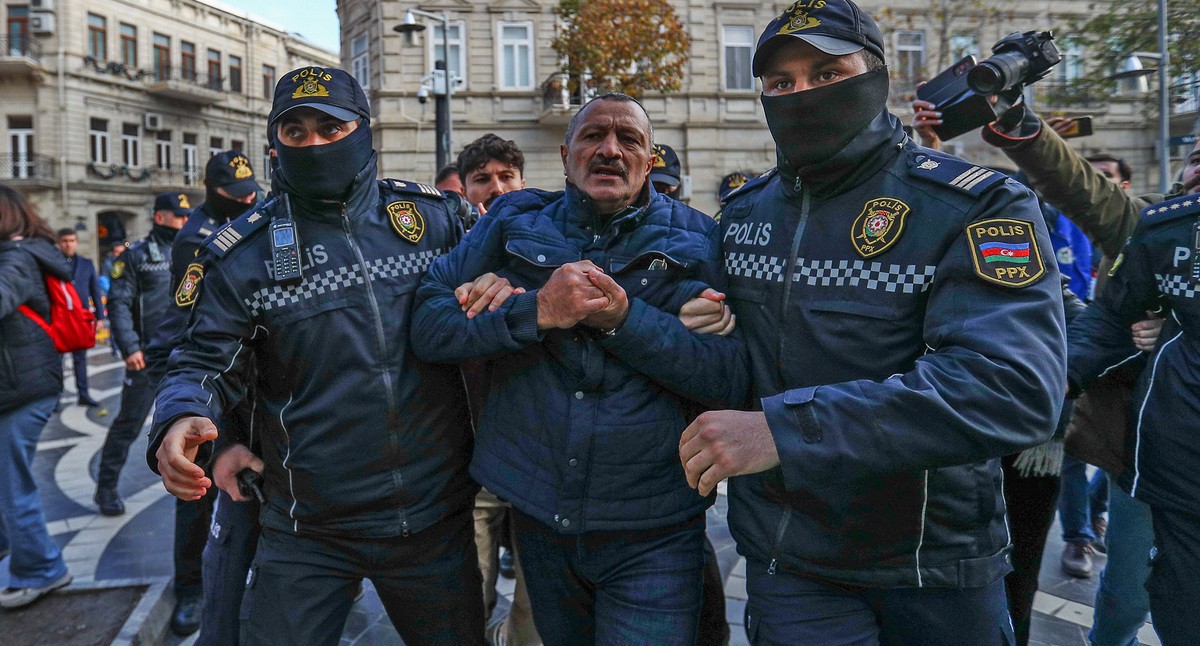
[1089,481,1153,646]
[0,395,70,589]
[1059,455,1109,543]
[511,509,706,646]
[744,558,1014,645]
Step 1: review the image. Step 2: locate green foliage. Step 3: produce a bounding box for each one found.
[553,0,691,96]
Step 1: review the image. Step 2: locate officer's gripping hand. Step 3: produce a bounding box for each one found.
[582,270,629,331]
[157,416,217,501]
[124,350,146,371]
[679,289,736,336]
[455,272,526,319]
[536,261,610,330]
[1132,311,1165,353]
[212,443,265,503]
[679,411,780,497]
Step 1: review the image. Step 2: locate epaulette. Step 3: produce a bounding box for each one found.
[908,154,1006,196]
[1138,194,1200,230]
[204,201,275,258]
[381,178,445,199]
[720,168,776,207]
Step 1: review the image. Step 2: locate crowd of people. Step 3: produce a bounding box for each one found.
[2,0,1199,644]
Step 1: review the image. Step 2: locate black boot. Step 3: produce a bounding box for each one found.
[94,487,125,516]
[170,595,203,636]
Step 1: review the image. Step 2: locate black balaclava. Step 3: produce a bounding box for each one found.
[205,185,254,221]
[274,121,374,202]
[760,66,890,176]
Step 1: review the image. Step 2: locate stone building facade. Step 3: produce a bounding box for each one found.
[339,0,1197,217]
[1,0,336,257]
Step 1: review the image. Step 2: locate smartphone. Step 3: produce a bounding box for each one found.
[1059,116,1094,139]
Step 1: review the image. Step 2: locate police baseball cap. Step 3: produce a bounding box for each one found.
[753,0,886,77]
[719,171,750,201]
[205,150,262,198]
[649,144,682,188]
[268,67,371,128]
[153,192,191,216]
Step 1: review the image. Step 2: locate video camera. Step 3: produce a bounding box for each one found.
[916,31,1061,141]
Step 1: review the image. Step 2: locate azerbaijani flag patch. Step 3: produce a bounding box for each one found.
[966,218,1045,288]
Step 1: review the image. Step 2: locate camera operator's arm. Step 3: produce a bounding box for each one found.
[980,104,1144,259]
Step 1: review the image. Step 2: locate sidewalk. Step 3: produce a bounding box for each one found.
[0,348,1160,645]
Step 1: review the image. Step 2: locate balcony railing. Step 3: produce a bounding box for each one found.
[1,154,56,182]
[143,66,225,104]
[85,163,201,187]
[1030,80,1102,110]
[540,72,599,122]
[1,35,41,61]
[1174,78,1200,116]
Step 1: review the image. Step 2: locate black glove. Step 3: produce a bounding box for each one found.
[981,102,1043,150]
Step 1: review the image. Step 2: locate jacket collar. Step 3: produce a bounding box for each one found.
[563,180,653,235]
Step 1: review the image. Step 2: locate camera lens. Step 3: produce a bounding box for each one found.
[968,51,1030,95]
[968,64,1005,95]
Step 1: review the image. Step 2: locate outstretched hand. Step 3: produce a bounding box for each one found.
[156,416,218,500]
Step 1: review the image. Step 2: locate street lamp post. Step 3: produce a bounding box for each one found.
[1156,0,1170,193]
[395,8,454,169]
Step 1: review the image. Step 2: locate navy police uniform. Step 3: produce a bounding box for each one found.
[150,67,484,646]
[1068,194,1200,645]
[724,2,1066,643]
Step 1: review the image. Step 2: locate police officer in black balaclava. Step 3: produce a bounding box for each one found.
[677,1,1066,643]
[147,67,484,646]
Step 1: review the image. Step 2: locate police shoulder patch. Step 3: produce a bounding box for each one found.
[387,200,425,244]
[852,197,909,258]
[111,260,125,279]
[1139,194,1200,230]
[175,263,204,307]
[204,203,273,258]
[967,218,1045,288]
[910,155,1005,196]
[383,178,445,199]
[720,168,776,207]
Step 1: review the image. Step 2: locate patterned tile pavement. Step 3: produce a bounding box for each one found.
[0,348,1162,645]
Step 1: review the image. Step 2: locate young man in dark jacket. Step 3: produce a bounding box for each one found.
[56,228,105,408]
[0,184,73,608]
[412,93,748,645]
[677,2,1066,643]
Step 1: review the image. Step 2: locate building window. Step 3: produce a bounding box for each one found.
[89,118,109,164]
[498,22,534,90]
[7,6,30,57]
[722,25,755,91]
[181,41,196,80]
[262,145,272,180]
[121,123,140,167]
[7,115,34,179]
[207,49,221,89]
[209,137,223,157]
[895,31,925,86]
[1056,44,1084,83]
[87,13,107,60]
[430,22,466,88]
[232,139,244,154]
[262,64,275,99]
[119,23,137,67]
[229,55,242,93]
[182,133,198,185]
[153,33,170,81]
[155,130,172,169]
[351,35,370,90]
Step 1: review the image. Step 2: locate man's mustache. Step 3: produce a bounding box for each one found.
[589,158,628,179]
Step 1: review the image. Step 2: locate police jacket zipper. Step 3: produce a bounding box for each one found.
[777,179,810,374]
[339,205,408,536]
[767,509,793,575]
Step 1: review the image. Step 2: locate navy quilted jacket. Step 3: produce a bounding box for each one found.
[412,185,750,533]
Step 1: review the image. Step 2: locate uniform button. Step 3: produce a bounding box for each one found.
[574,391,584,400]
[561,518,570,528]
[640,278,648,285]
[553,514,560,522]
[537,254,546,262]
[568,458,577,467]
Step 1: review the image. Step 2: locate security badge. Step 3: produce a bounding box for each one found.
[778,0,825,34]
[229,156,252,179]
[175,263,204,307]
[387,201,425,244]
[851,197,909,258]
[966,218,1045,288]
[290,68,332,99]
[111,260,125,279]
[652,145,667,168]
[178,194,191,209]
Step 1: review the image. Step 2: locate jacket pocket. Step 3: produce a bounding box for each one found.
[504,235,580,269]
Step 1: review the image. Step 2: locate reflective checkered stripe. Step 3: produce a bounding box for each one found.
[795,259,937,293]
[245,249,445,313]
[726,252,937,293]
[725,252,786,281]
[1156,273,1200,299]
[138,261,170,273]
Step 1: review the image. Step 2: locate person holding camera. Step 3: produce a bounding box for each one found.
[677,1,1067,642]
